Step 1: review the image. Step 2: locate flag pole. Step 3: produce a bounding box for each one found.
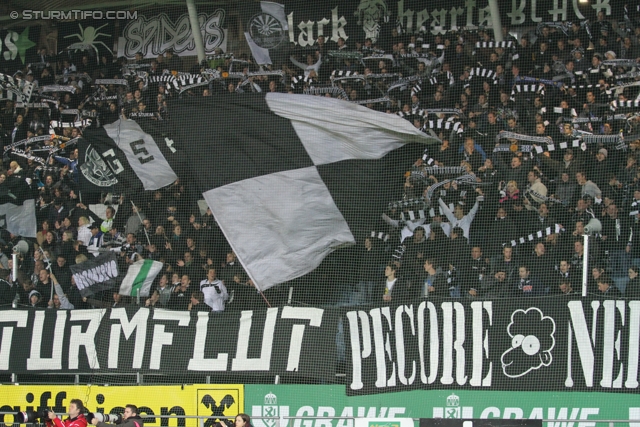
[130,199,151,247]
[247,277,271,307]
[42,249,54,302]
[12,253,18,284]
[258,289,271,308]
[251,278,271,308]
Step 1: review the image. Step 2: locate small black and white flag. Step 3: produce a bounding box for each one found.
[78,119,178,193]
[0,198,36,238]
[243,1,288,65]
[167,93,437,291]
[70,252,120,297]
[0,170,36,238]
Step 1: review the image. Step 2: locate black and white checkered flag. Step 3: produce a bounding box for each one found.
[163,93,439,290]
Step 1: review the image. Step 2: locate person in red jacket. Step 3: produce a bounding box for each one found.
[47,399,87,427]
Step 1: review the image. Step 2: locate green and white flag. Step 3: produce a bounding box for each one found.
[119,259,163,297]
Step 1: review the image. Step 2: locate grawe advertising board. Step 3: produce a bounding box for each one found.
[246,385,640,427]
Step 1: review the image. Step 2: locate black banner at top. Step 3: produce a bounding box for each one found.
[282,0,625,47]
[345,296,640,395]
[0,27,40,74]
[56,21,116,64]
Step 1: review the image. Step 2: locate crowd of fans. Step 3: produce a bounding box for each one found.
[1,11,640,313]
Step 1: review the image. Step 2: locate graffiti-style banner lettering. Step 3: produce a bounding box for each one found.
[117,11,228,58]
[0,306,337,378]
[281,1,623,47]
[345,298,640,395]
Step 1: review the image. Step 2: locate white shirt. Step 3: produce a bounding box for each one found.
[289,55,322,77]
[438,198,479,240]
[77,224,92,246]
[87,233,104,257]
[385,278,397,294]
[199,279,228,311]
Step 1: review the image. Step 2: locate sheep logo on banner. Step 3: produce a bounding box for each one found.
[501,307,556,378]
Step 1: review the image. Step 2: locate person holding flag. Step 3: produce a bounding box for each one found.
[200,267,228,312]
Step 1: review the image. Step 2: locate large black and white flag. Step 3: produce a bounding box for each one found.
[70,251,120,297]
[168,93,437,291]
[78,119,178,193]
[243,1,288,65]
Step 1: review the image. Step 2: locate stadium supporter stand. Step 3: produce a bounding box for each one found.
[1,12,640,319]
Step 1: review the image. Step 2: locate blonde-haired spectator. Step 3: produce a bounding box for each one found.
[77,216,92,246]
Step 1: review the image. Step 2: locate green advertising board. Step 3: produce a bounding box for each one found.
[246,385,640,427]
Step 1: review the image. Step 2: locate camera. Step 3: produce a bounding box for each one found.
[15,408,51,423]
[121,243,139,260]
[103,193,122,205]
[88,413,123,424]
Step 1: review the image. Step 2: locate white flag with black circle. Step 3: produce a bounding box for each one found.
[243,1,288,65]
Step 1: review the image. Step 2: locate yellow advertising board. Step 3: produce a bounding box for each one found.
[0,384,243,427]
